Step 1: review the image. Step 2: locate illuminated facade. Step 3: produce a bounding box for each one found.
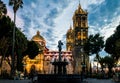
[23,31,45,74]
[23,31,74,74]
[66,4,89,74]
[44,51,73,74]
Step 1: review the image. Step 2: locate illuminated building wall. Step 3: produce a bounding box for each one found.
[23,31,74,74]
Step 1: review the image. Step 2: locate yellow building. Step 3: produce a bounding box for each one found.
[23,31,45,74]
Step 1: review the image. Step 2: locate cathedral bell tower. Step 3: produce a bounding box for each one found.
[72,4,88,74]
[66,25,73,51]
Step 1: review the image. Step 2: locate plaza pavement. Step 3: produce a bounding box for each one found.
[0,78,115,83]
[0,79,31,83]
[83,78,114,83]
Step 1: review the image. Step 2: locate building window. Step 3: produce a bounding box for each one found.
[82,22,86,27]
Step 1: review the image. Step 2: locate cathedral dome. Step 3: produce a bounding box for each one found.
[32,31,45,42]
[32,31,46,51]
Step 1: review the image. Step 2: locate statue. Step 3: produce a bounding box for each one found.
[58,40,63,52]
[52,40,68,74]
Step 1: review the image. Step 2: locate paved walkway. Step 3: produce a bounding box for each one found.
[83,78,114,83]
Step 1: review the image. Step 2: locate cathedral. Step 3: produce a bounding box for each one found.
[66,4,89,74]
[23,4,90,74]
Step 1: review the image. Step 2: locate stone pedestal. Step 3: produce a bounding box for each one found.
[52,61,68,74]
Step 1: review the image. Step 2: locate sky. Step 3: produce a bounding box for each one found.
[2,0,120,59]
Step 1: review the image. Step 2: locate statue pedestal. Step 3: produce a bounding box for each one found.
[36,40,82,83]
[52,61,68,74]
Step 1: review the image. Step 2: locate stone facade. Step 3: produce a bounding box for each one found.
[66,4,89,74]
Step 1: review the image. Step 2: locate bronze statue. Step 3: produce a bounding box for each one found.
[58,40,63,52]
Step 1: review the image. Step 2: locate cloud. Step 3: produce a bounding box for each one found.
[10,0,107,50]
[80,0,105,9]
[5,8,24,32]
[3,0,120,52]
[88,0,120,41]
[100,16,120,40]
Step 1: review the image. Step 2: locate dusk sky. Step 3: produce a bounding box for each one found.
[2,0,120,59]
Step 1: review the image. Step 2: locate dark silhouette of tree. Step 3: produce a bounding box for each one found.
[0,0,7,18]
[84,33,104,72]
[103,56,115,77]
[24,41,39,59]
[0,16,14,72]
[0,15,27,74]
[105,24,120,61]
[15,28,28,71]
[98,57,105,72]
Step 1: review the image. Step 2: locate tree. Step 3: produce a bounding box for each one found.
[104,35,115,55]
[0,0,7,18]
[98,57,105,71]
[0,16,14,39]
[15,28,27,71]
[0,37,9,74]
[103,55,115,77]
[24,41,39,59]
[0,15,27,74]
[0,16,14,73]
[105,24,120,61]
[84,33,104,72]
[9,0,23,76]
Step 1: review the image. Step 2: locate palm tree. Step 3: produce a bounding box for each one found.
[0,0,7,18]
[9,0,23,77]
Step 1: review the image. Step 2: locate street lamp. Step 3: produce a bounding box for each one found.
[81,54,86,81]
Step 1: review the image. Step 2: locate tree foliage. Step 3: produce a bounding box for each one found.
[9,0,23,13]
[84,33,104,73]
[0,0,7,17]
[84,33,104,56]
[0,15,28,71]
[104,24,120,60]
[103,55,115,77]
[24,41,39,59]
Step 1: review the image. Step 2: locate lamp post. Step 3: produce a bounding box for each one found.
[81,54,86,81]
